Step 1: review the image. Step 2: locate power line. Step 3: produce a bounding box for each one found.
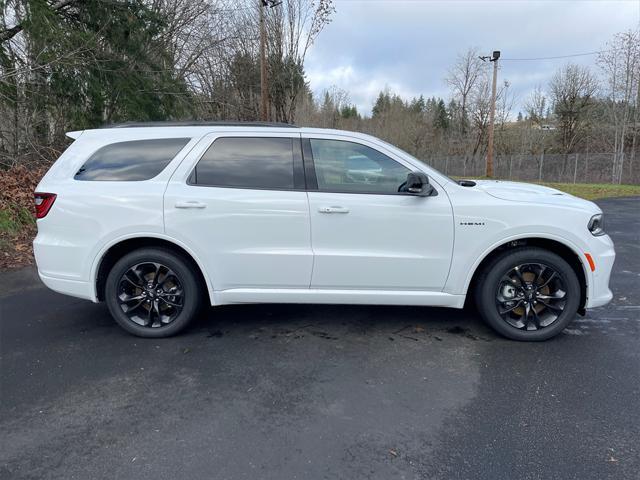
[501,50,609,61]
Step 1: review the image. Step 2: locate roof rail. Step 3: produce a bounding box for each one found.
[102,121,299,129]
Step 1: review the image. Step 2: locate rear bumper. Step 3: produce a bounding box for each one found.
[585,235,615,309]
[34,229,97,302]
[38,271,96,302]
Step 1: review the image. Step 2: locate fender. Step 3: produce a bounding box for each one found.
[452,231,592,298]
[89,232,215,304]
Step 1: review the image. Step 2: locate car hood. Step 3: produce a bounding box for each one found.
[472,180,600,212]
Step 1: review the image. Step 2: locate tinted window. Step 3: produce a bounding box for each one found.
[75,138,190,181]
[191,137,295,189]
[310,139,410,194]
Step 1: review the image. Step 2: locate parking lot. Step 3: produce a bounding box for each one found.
[1,197,638,480]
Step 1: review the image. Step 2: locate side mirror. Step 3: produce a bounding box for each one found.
[403,172,437,197]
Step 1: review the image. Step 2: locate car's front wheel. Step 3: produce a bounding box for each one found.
[105,247,203,338]
[475,247,581,341]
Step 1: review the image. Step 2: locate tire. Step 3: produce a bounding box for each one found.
[474,247,581,341]
[105,247,203,338]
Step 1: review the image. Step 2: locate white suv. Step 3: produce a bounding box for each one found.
[33,122,615,341]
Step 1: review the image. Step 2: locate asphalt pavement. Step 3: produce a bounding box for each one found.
[1,197,639,480]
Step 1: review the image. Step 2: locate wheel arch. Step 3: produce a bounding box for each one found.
[465,237,589,314]
[92,235,213,305]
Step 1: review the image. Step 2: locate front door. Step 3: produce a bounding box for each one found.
[304,136,454,291]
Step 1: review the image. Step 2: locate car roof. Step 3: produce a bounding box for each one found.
[67,123,378,142]
[103,121,300,129]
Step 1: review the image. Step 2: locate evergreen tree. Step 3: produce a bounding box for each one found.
[3,0,191,144]
[433,99,449,131]
[409,95,426,114]
[372,91,391,118]
[340,105,359,119]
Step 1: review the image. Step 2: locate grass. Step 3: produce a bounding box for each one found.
[538,182,640,201]
[0,205,34,235]
[454,177,640,200]
[0,205,36,270]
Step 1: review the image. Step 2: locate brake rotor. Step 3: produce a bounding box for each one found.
[512,271,550,316]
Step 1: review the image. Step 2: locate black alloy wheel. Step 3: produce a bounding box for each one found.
[496,263,567,331]
[475,247,581,341]
[105,247,203,338]
[117,262,185,328]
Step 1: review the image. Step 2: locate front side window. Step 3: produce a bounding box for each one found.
[74,138,190,181]
[190,137,295,189]
[310,139,410,194]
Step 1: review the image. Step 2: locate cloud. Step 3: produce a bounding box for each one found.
[305,0,639,115]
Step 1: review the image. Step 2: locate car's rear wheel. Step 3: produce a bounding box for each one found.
[475,247,581,341]
[105,247,203,338]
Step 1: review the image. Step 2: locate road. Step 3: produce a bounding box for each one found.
[1,197,639,480]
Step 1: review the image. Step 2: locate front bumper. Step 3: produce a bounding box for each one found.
[585,234,615,308]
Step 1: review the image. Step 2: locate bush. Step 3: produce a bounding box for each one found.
[0,165,49,269]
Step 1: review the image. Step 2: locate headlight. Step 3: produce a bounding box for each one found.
[588,214,605,236]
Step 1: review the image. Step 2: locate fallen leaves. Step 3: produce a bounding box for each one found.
[0,164,50,270]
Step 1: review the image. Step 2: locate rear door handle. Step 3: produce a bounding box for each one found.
[175,201,207,209]
[318,206,349,214]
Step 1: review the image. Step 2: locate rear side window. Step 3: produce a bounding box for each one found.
[74,138,190,181]
[189,137,296,189]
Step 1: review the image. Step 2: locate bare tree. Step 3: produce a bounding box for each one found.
[520,86,549,154]
[549,63,599,174]
[598,30,639,183]
[446,47,485,135]
[525,86,547,127]
[266,0,334,122]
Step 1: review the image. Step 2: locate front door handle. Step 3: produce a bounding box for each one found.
[318,206,349,214]
[175,201,207,209]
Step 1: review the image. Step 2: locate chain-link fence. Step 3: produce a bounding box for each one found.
[426,153,640,185]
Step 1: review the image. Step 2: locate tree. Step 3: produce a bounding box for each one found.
[1,0,193,156]
[525,86,547,127]
[598,30,640,183]
[522,86,550,154]
[266,0,334,122]
[372,90,391,118]
[446,47,485,134]
[340,104,359,119]
[433,99,449,131]
[549,63,599,160]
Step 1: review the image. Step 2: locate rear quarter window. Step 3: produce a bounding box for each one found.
[74,138,191,181]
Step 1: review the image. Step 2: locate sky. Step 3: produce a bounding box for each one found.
[304,0,640,116]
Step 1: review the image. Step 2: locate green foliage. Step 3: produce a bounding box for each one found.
[0,206,34,235]
[269,54,306,122]
[2,0,191,144]
[433,99,449,131]
[409,95,426,114]
[371,90,404,118]
[340,104,359,119]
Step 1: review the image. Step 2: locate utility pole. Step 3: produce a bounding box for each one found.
[259,0,281,122]
[259,0,269,121]
[480,50,500,178]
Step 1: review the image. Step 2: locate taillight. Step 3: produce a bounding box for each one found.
[34,192,57,219]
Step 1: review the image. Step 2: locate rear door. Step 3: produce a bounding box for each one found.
[164,131,313,291]
[303,134,454,291]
